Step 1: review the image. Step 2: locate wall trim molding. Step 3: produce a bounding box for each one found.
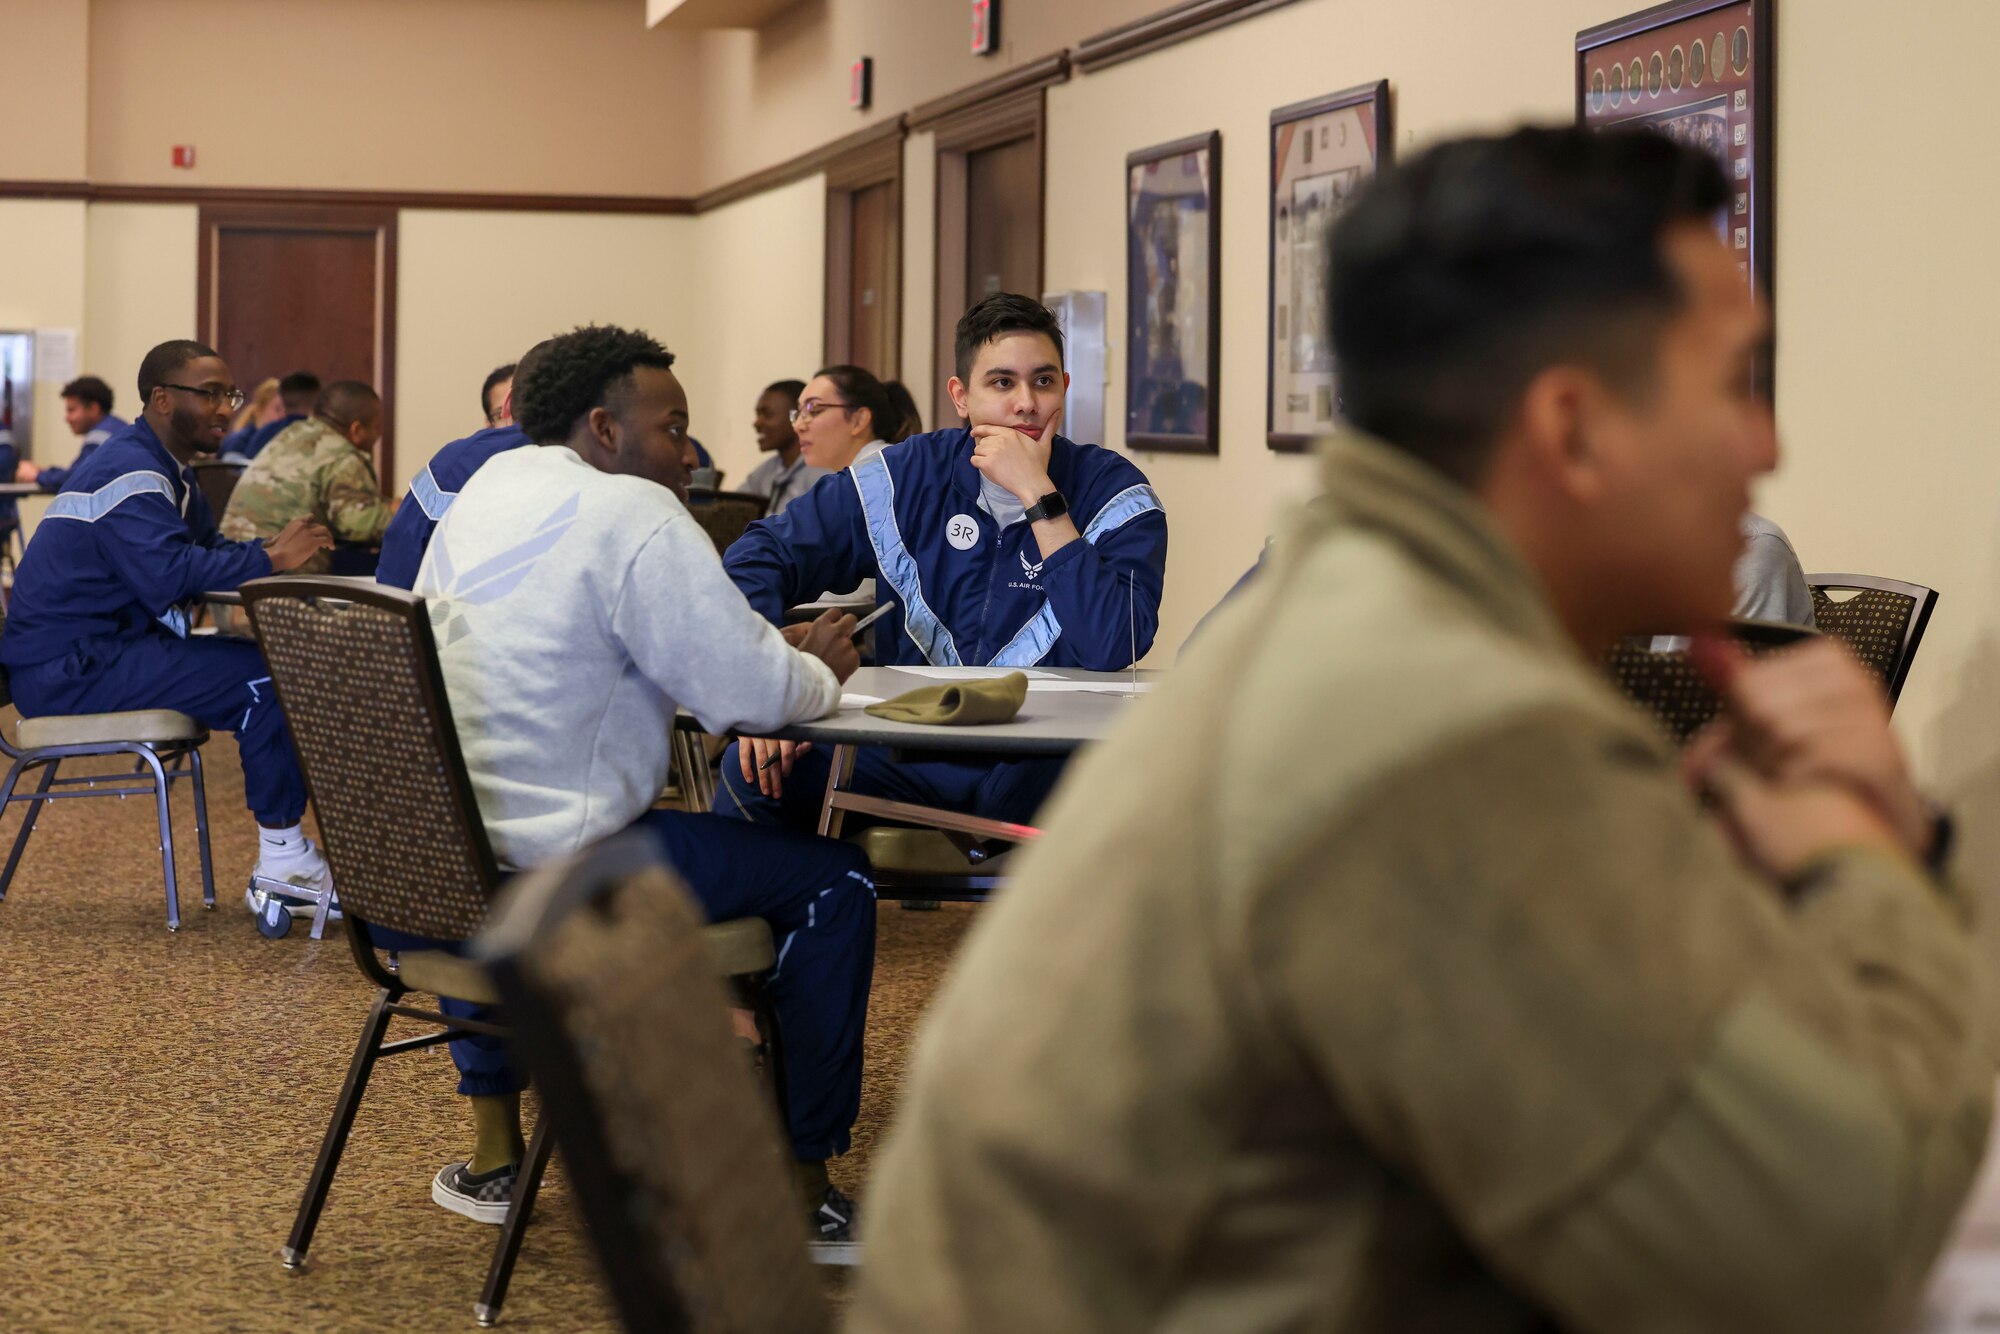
[693,118,909,214]
[1073,0,1308,72]
[906,53,1070,133]
[0,179,696,215]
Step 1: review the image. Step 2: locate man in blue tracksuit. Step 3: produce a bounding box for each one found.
[1,340,335,902]
[717,293,1168,831]
[376,341,546,589]
[19,375,129,494]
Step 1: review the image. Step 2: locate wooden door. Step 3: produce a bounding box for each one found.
[822,124,905,381]
[963,137,1041,305]
[845,181,899,377]
[928,81,1046,427]
[198,204,397,488]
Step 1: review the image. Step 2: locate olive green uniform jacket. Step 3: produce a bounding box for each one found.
[851,434,1993,1334]
[219,417,390,576]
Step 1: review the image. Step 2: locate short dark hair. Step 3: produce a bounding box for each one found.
[1330,125,1731,484]
[514,325,677,445]
[481,362,517,420]
[278,371,322,412]
[763,378,807,402]
[61,375,114,413]
[314,380,380,432]
[136,340,221,403]
[953,293,1065,382]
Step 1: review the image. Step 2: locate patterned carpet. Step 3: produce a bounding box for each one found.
[0,734,975,1331]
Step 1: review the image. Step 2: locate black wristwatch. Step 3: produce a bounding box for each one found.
[1024,490,1068,523]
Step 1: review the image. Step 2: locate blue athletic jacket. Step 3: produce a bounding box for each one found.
[376,424,531,589]
[35,413,128,493]
[1,419,273,669]
[725,429,1168,670]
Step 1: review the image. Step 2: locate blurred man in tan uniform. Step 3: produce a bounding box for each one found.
[853,127,1991,1334]
[221,380,390,575]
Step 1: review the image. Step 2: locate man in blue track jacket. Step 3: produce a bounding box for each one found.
[717,294,1168,831]
[1,340,335,902]
[376,342,546,589]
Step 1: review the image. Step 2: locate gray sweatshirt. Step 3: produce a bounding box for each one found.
[415,445,838,868]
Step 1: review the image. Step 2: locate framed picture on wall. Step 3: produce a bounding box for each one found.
[1126,131,1221,453]
[1578,0,1774,387]
[1266,80,1390,452]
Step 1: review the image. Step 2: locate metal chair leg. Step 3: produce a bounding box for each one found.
[475,1110,555,1327]
[284,989,396,1270]
[186,746,215,908]
[745,976,789,1123]
[0,758,51,900]
[134,747,180,931]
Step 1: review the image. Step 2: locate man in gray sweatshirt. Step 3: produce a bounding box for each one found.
[408,324,873,1259]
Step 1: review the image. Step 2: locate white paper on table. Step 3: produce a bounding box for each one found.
[1024,679,1156,694]
[838,694,885,709]
[34,328,77,384]
[894,666,1058,680]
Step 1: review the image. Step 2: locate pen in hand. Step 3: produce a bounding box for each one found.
[762,602,893,773]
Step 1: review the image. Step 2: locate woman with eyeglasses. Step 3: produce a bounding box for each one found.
[739,378,827,516]
[792,364,918,478]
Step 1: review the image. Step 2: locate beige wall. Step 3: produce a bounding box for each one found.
[682,175,827,485]
[0,0,89,180]
[690,0,1165,192]
[898,131,937,417]
[394,208,699,493]
[83,203,199,423]
[0,201,90,471]
[85,0,701,196]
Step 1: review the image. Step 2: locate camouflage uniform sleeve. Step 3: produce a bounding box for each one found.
[218,466,279,543]
[318,448,393,544]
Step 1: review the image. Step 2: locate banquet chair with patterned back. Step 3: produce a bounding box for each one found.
[242,576,538,1324]
[1602,618,1815,745]
[1805,573,1938,709]
[683,489,768,556]
[241,576,781,1327]
[477,829,825,1334]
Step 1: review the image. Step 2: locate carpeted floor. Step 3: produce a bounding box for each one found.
[0,731,976,1331]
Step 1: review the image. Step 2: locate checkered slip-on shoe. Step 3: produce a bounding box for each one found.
[432,1160,518,1225]
[809,1185,861,1266]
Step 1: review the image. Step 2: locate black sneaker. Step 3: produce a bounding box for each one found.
[808,1185,860,1265]
[432,1160,518,1225]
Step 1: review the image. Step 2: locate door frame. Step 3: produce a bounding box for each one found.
[822,123,906,376]
[913,57,1064,428]
[196,202,399,491]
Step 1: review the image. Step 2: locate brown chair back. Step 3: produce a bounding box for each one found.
[1806,573,1938,708]
[240,577,501,942]
[477,831,829,1334]
[683,489,768,556]
[1603,618,1815,744]
[191,458,247,519]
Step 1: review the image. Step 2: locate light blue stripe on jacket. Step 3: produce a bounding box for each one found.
[851,452,963,666]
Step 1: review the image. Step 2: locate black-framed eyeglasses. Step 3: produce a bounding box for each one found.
[161,383,247,412]
[789,399,854,426]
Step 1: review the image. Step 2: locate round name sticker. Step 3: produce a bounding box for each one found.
[945,514,980,551]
